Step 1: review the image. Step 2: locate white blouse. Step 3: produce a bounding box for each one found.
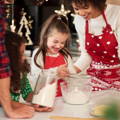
[28,48,76,89]
[73,4,120,71]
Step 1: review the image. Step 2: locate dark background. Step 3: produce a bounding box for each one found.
[13,0,76,44]
[6,0,78,55]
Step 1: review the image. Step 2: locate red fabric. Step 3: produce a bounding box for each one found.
[44,54,65,69]
[44,53,66,96]
[85,12,120,91]
[0,2,11,78]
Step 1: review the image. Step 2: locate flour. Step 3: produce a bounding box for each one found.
[62,89,89,104]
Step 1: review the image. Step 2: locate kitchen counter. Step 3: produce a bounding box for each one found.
[0,97,93,120]
[1,90,119,120]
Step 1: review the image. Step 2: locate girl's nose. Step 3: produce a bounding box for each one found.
[56,44,61,48]
[78,10,86,16]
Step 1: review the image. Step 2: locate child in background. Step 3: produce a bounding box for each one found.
[5,30,52,112]
[30,14,75,99]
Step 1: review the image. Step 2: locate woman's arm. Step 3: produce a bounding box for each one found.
[73,15,92,72]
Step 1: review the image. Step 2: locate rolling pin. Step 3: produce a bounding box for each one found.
[49,116,105,120]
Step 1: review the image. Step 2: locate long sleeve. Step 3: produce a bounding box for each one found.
[27,48,43,90]
[30,48,43,76]
[73,15,92,71]
[0,2,11,78]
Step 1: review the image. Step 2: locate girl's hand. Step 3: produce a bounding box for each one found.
[33,104,53,112]
[57,64,69,78]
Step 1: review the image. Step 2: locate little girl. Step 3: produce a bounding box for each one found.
[30,14,75,98]
[5,30,52,112]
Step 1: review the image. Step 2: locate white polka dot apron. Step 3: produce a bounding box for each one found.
[85,12,120,91]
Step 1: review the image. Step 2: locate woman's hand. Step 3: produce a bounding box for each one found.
[57,64,81,77]
[33,104,53,112]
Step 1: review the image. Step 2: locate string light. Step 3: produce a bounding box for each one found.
[54,3,70,17]
[17,9,33,45]
[10,0,16,32]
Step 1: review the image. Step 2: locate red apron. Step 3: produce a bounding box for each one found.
[44,53,65,96]
[85,12,120,91]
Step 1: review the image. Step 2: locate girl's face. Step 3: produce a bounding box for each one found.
[72,2,101,20]
[47,29,68,54]
[19,43,26,64]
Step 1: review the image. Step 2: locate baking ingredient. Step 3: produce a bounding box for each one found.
[62,89,89,104]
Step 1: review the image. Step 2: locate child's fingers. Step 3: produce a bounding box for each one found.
[33,104,39,108]
[58,64,69,73]
[47,107,54,112]
[34,106,53,112]
[33,104,53,112]
[59,63,68,68]
[57,64,70,77]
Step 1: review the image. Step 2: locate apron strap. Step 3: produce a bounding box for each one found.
[102,11,109,25]
[85,20,89,34]
[85,11,108,34]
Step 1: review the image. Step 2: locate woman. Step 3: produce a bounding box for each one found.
[60,0,120,91]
